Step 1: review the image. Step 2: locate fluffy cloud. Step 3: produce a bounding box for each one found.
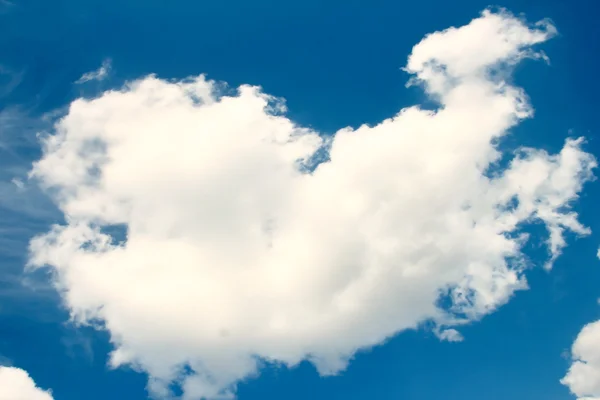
[0,367,53,400]
[562,320,600,400]
[562,250,600,400]
[27,10,595,399]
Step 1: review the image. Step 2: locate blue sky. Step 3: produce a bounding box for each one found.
[0,1,600,400]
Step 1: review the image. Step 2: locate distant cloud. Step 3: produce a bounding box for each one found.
[437,328,464,342]
[11,178,24,190]
[0,65,23,97]
[0,366,54,400]
[75,59,111,84]
[27,9,595,400]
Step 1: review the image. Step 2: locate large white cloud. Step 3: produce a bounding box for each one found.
[27,9,596,399]
[0,366,53,400]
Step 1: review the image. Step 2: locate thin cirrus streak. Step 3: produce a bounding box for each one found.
[26,9,596,400]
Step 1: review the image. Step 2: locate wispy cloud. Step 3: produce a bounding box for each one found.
[61,327,94,363]
[0,107,45,154]
[0,0,14,12]
[0,107,62,322]
[75,59,112,84]
[0,107,60,222]
[0,65,23,97]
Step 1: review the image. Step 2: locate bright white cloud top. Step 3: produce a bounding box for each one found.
[0,366,54,400]
[27,10,596,400]
[562,320,600,400]
[562,252,600,400]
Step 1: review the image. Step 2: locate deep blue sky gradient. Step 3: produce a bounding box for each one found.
[0,0,599,399]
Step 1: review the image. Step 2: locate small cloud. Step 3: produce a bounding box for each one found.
[75,59,111,84]
[561,320,600,399]
[11,178,24,191]
[437,329,464,343]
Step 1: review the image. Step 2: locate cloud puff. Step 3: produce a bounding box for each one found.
[437,328,464,342]
[0,367,53,400]
[75,59,111,84]
[562,250,600,400]
[28,9,596,399]
[562,320,600,400]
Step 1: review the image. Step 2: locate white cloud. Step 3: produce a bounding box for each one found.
[563,253,600,400]
[0,367,53,400]
[75,59,111,84]
[437,328,464,342]
[562,320,600,400]
[27,9,596,399]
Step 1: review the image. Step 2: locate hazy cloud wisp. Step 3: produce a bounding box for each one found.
[75,59,112,84]
[561,250,600,400]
